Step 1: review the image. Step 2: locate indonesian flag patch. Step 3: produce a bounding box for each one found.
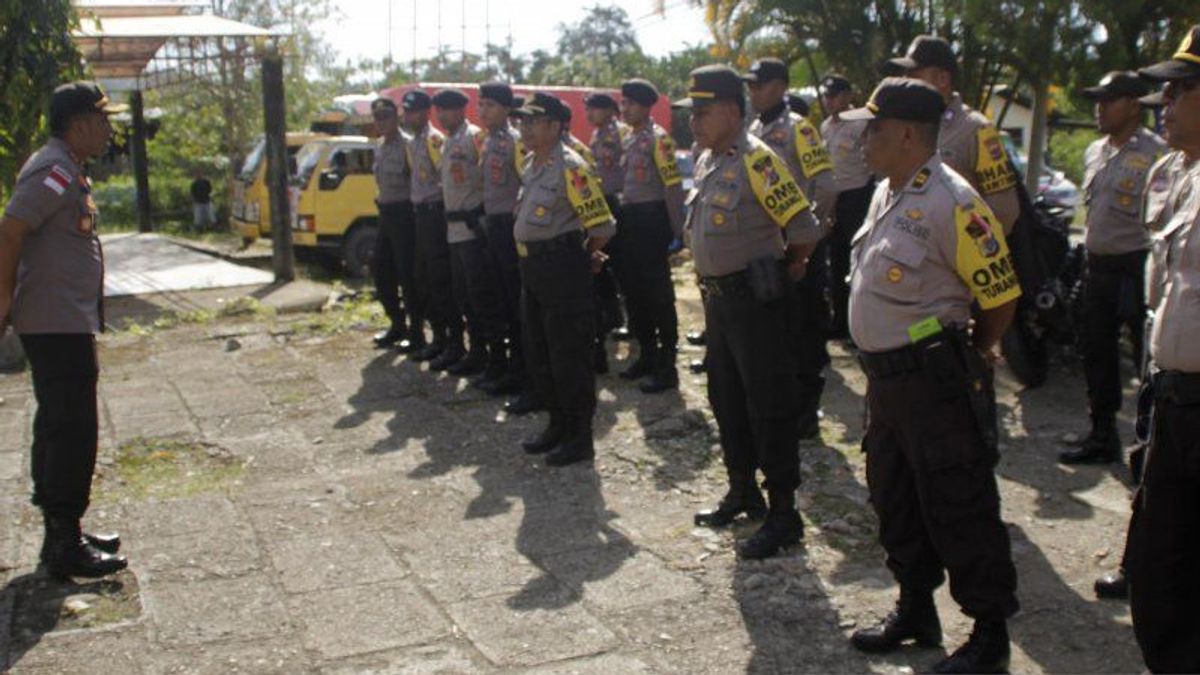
[42,165,73,195]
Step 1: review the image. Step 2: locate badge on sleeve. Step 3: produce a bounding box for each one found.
[954,198,1021,309]
[564,166,612,229]
[974,126,1017,195]
[793,119,833,178]
[43,165,73,195]
[652,134,682,187]
[744,146,811,228]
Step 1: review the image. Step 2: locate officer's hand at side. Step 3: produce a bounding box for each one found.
[590,249,609,275]
[786,259,807,282]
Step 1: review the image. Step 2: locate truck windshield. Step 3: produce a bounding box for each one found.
[238,140,266,182]
[293,143,325,188]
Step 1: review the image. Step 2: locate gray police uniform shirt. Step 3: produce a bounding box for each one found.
[440,121,485,244]
[938,93,1021,231]
[620,122,685,235]
[408,123,445,206]
[3,138,103,334]
[1082,127,1166,255]
[514,142,616,244]
[1147,158,1200,372]
[374,130,412,205]
[1144,150,1198,234]
[686,132,821,279]
[822,114,873,193]
[748,108,837,226]
[848,157,1022,353]
[482,124,522,216]
[590,119,627,196]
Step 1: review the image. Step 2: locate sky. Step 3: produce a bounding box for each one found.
[316,0,713,68]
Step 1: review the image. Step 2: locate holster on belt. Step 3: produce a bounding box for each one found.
[938,329,1000,457]
[746,256,785,304]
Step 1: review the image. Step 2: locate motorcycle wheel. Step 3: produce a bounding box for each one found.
[1001,322,1049,389]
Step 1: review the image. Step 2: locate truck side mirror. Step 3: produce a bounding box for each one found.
[318,169,344,191]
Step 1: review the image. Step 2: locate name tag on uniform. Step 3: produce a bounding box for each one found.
[907,316,943,343]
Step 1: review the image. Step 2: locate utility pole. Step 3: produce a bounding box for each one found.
[129,89,152,233]
[262,44,294,283]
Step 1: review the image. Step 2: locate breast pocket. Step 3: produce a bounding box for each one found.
[1110,167,1144,218]
[872,236,926,302]
[525,202,553,228]
[701,186,741,235]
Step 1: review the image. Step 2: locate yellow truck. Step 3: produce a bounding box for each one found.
[231,131,327,244]
[289,135,380,277]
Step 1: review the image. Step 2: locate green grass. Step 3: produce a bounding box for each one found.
[94,437,245,503]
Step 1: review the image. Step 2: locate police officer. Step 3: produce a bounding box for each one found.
[585,92,629,375]
[842,78,1020,673]
[743,58,835,439]
[512,93,616,466]
[477,82,528,398]
[433,88,508,379]
[618,79,685,393]
[370,97,425,353]
[677,65,821,559]
[1125,28,1200,673]
[404,90,464,369]
[0,82,127,579]
[1060,72,1165,465]
[820,73,875,338]
[890,36,1021,232]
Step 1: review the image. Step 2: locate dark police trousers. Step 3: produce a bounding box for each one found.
[613,201,677,353]
[483,213,526,374]
[450,231,507,351]
[703,273,800,501]
[1083,250,1148,423]
[519,234,597,424]
[1126,371,1200,673]
[373,200,421,332]
[829,180,874,334]
[594,195,625,337]
[20,334,100,520]
[862,345,1018,621]
[413,201,463,344]
[793,242,831,420]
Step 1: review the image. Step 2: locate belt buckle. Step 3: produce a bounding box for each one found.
[516,242,529,258]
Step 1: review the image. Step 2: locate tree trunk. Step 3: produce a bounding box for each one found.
[1025,79,1050,194]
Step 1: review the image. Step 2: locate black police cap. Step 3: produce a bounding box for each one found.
[1140,25,1200,82]
[432,88,469,109]
[479,82,514,107]
[49,81,127,130]
[889,35,958,76]
[672,65,745,109]
[402,90,432,111]
[1082,71,1150,101]
[842,77,946,125]
[820,74,852,97]
[513,92,569,123]
[584,92,618,110]
[510,95,526,109]
[742,58,789,84]
[371,97,398,114]
[621,79,660,107]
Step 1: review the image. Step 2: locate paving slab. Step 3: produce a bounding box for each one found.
[266,529,406,594]
[102,234,274,298]
[318,641,486,675]
[146,574,294,647]
[290,579,449,660]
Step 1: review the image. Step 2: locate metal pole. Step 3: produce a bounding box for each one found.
[130,90,152,233]
[262,46,295,282]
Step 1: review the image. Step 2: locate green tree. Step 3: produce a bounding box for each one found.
[0,0,83,202]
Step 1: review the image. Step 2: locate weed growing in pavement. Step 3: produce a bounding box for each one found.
[93,437,244,503]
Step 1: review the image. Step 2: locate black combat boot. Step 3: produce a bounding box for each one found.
[850,587,942,653]
[639,349,679,394]
[929,619,1010,674]
[396,324,427,354]
[694,479,767,527]
[1059,419,1120,464]
[373,324,406,348]
[473,342,509,390]
[737,492,803,559]
[685,330,706,346]
[619,342,657,380]
[505,389,543,415]
[523,414,570,454]
[414,329,445,362]
[40,516,127,581]
[429,338,465,371]
[447,341,487,376]
[1094,568,1128,600]
[546,421,595,467]
[689,356,707,374]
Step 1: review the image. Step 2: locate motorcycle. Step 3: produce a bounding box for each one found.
[1000,175,1086,388]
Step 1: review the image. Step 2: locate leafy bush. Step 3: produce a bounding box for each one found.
[1048,127,1100,186]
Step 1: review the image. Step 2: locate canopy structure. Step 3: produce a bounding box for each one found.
[68,1,297,282]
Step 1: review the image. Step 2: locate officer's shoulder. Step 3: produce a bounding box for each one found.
[561,143,589,170]
[1139,127,1168,153]
[1084,136,1105,157]
[743,132,780,158]
[933,162,982,208]
[1149,149,1180,175]
[959,105,996,133]
[19,143,76,182]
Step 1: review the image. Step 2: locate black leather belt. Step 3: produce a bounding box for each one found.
[697,270,754,299]
[1152,370,1200,405]
[444,206,485,222]
[414,200,444,213]
[516,230,584,259]
[857,328,969,380]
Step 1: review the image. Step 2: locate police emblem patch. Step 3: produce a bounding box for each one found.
[965,212,1001,258]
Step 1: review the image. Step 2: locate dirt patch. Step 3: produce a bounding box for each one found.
[94,437,244,503]
[9,569,141,641]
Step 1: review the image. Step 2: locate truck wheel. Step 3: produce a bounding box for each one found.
[342,224,378,279]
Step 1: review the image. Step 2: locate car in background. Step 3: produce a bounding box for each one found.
[1001,133,1080,223]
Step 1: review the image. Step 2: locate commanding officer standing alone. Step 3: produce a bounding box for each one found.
[1125,27,1200,674]
[891,36,1021,232]
[0,82,128,579]
[743,57,836,439]
[678,66,822,559]
[1060,72,1165,465]
[370,97,424,353]
[433,88,508,378]
[512,93,616,467]
[843,79,1020,674]
[404,90,463,367]
[820,73,875,338]
[617,79,685,393]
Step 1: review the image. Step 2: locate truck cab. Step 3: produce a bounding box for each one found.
[290,136,380,277]
[232,131,326,244]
